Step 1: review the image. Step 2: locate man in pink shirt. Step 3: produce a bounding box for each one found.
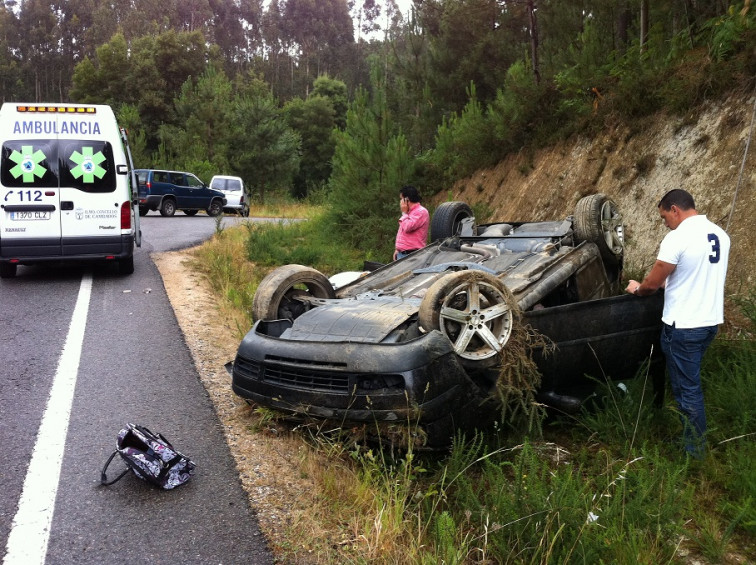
[393,186,430,261]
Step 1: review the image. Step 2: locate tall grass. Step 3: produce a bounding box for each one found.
[193,212,755,564]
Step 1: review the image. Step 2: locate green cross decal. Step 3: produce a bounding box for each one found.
[70,147,106,183]
[9,146,47,183]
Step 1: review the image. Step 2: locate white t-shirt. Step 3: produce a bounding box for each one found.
[657,214,730,328]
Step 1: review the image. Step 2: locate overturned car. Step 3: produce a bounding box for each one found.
[230,195,664,447]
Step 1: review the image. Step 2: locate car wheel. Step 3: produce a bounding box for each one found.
[430,201,474,241]
[207,200,223,217]
[419,270,516,369]
[159,198,176,217]
[118,256,134,275]
[183,209,199,216]
[0,262,17,278]
[573,194,624,266]
[242,205,250,217]
[138,207,148,216]
[252,265,336,322]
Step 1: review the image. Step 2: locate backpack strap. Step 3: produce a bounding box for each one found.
[100,450,131,486]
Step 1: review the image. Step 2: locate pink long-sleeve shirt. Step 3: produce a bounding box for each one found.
[395,202,429,252]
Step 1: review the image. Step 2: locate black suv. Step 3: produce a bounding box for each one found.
[135,169,226,217]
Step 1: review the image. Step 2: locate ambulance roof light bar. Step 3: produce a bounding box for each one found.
[16,105,96,114]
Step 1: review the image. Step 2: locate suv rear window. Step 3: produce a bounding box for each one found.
[1,139,117,193]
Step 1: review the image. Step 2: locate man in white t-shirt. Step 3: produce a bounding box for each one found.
[626,189,730,458]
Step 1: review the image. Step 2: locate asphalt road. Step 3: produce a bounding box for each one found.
[0,213,272,564]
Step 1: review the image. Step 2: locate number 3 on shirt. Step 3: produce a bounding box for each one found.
[708,233,721,263]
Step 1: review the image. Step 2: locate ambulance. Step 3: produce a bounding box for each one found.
[0,103,141,278]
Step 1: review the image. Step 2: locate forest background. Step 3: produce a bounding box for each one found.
[0,0,754,258]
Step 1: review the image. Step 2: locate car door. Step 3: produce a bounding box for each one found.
[0,138,62,256]
[169,172,191,208]
[524,292,665,391]
[184,173,207,209]
[57,139,120,246]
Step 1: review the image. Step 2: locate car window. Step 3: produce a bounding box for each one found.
[170,173,186,186]
[186,174,203,188]
[1,139,117,193]
[136,170,147,184]
[58,140,117,193]
[153,171,168,183]
[211,177,242,191]
[1,140,58,189]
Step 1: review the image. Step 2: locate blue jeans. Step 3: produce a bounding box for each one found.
[396,249,419,260]
[660,323,718,458]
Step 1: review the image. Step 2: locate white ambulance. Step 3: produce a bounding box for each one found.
[0,103,141,278]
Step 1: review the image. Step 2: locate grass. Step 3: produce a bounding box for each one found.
[191,205,756,564]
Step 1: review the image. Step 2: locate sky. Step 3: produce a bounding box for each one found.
[394,0,413,17]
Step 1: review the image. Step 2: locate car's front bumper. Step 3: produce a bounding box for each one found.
[232,321,498,447]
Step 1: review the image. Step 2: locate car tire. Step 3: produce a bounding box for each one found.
[0,262,17,278]
[573,194,624,266]
[430,201,474,241]
[183,209,199,216]
[138,207,148,216]
[118,255,134,275]
[159,198,176,217]
[419,270,516,369]
[207,200,223,217]
[252,264,336,322]
[242,205,250,217]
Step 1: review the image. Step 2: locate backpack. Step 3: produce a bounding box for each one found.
[100,423,195,489]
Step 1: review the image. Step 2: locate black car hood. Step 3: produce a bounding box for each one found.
[280,297,420,343]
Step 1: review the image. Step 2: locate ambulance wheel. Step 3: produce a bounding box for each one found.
[0,263,17,278]
[118,256,134,275]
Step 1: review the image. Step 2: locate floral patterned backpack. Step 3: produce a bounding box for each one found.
[100,423,195,489]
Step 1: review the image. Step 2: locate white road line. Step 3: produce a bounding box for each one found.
[3,274,93,565]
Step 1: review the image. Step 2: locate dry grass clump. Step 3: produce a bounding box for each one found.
[495,315,552,434]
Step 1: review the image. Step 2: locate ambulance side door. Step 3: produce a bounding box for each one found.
[57,139,120,240]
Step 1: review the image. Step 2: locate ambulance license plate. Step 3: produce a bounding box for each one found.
[10,211,50,220]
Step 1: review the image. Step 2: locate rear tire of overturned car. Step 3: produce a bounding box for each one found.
[252,264,336,322]
[418,270,516,369]
[430,201,474,241]
[573,194,624,266]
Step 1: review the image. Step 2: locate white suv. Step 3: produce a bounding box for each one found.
[209,175,248,216]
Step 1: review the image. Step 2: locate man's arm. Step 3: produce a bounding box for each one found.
[625,260,675,296]
[400,207,429,234]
